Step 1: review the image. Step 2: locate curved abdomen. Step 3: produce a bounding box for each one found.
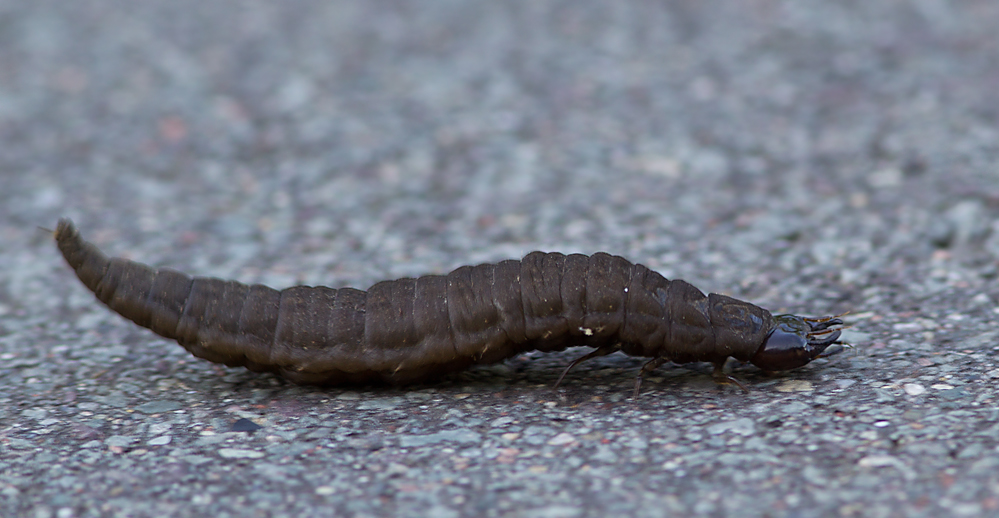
[55,219,772,385]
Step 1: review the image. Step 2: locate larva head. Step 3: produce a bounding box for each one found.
[750,314,843,371]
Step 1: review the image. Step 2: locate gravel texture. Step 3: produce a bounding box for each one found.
[3,1,999,517]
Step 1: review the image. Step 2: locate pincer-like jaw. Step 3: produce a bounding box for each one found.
[750,314,844,371]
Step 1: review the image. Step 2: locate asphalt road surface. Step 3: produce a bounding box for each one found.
[3,1,999,517]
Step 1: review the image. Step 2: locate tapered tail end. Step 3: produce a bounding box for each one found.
[54,218,110,293]
[55,218,77,246]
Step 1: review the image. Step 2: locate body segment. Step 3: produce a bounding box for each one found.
[54,219,842,391]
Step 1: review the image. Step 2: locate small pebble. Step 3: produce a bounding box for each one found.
[547,433,576,446]
[858,455,906,469]
[147,435,171,446]
[834,379,857,389]
[135,400,181,414]
[231,418,263,432]
[776,380,813,393]
[218,448,265,459]
[892,323,922,333]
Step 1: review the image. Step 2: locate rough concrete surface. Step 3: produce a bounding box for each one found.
[2,1,999,517]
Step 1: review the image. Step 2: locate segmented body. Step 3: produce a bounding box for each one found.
[55,219,840,390]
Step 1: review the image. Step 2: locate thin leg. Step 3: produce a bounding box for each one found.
[712,361,748,393]
[633,357,669,399]
[554,343,621,389]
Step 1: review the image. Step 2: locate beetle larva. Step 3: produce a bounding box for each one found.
[54,219,844,395]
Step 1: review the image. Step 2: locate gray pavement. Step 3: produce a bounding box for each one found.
[2,1,999,516]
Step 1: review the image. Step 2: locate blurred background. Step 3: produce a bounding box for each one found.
[4,1,997,306]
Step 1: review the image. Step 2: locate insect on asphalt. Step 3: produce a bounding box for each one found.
[54,219,846,397]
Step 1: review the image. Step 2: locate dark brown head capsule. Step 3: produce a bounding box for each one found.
[750,314,844,371]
